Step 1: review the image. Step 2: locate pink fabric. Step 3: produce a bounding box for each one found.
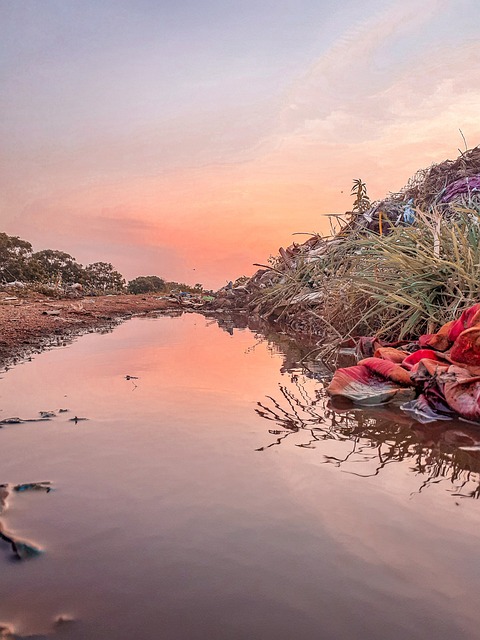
[327,303,480,422]
[441,175,480,202]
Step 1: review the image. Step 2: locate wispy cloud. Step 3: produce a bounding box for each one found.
[278,0,453,136]
[3,0,480,287]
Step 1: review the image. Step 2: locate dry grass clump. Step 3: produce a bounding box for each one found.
[330,205,480,338]
[252,204,480,341]
[245,147,480,341]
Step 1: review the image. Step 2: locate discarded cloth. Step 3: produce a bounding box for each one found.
[327,303,480,422]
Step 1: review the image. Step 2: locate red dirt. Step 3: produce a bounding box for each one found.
[0,292,182,367]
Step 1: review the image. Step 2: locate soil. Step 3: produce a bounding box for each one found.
[0,292,182,368]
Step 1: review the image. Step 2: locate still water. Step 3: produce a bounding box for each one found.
[0,313,480,639]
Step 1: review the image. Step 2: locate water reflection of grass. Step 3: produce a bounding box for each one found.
[255,373,480,500]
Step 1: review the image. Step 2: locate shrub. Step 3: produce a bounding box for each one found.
[127,276,166,294]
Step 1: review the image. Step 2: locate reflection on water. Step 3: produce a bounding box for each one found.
[0,312,480,639]
[254,371,480,500]
[213,311,480,501]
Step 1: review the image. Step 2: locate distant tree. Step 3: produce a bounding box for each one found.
[30,249,85,285]
[163,281,201,293]
[0,232,35,282]
[84,262,125,293]
[127,275,166,294]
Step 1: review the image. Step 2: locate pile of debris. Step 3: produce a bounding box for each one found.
[327,303,480,424]
[210,146,480,338]
[163,291,215,311]
[210,236,334,317]
[351,145,480,234]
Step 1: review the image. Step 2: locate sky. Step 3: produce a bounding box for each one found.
[1,0,480,289]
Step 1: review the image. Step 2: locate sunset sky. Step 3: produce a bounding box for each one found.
[1,0,480,288]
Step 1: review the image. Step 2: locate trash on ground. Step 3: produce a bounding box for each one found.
[327,303,480,423]
[207,147,480,346]
[13,482,52,493]
[39,411,56,419]
[0,415,53,425]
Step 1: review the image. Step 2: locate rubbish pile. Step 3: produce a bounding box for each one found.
[347,145,480,234]
[163,292,214,311]
[212,146,480,339]
[327,303,480,423]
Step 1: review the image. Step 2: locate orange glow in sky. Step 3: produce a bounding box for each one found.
[2,0,480,288]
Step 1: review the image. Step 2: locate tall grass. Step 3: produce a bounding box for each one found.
[254,204,480,340]
[338,205,480,338]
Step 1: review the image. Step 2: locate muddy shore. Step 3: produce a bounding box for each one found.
[0,292,182,368]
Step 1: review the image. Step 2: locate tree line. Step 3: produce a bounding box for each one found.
[0,232,198,295]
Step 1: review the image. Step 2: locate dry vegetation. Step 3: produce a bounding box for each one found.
[231,147,480,343]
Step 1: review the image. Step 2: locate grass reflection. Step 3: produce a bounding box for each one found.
[255,372,480,500]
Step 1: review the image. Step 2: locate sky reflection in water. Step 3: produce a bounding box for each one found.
[0,313,479,640]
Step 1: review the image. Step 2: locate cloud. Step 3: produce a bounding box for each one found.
[250,1,480,204]
[278,0,453,137]
[3,0,480,288]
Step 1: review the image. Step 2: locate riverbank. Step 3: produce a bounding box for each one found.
[0,292,182,368]
[213,147,480,344]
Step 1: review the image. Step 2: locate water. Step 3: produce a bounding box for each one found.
[0,313,479,639]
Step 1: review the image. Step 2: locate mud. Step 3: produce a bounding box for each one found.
[0,293,181,369]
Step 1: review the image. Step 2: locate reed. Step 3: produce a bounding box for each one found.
[335,204,480,338]
[253,204,480,341]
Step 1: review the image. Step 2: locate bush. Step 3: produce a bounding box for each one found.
[127,276,165,294]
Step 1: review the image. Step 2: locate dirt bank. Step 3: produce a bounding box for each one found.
[0,292,181,368]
